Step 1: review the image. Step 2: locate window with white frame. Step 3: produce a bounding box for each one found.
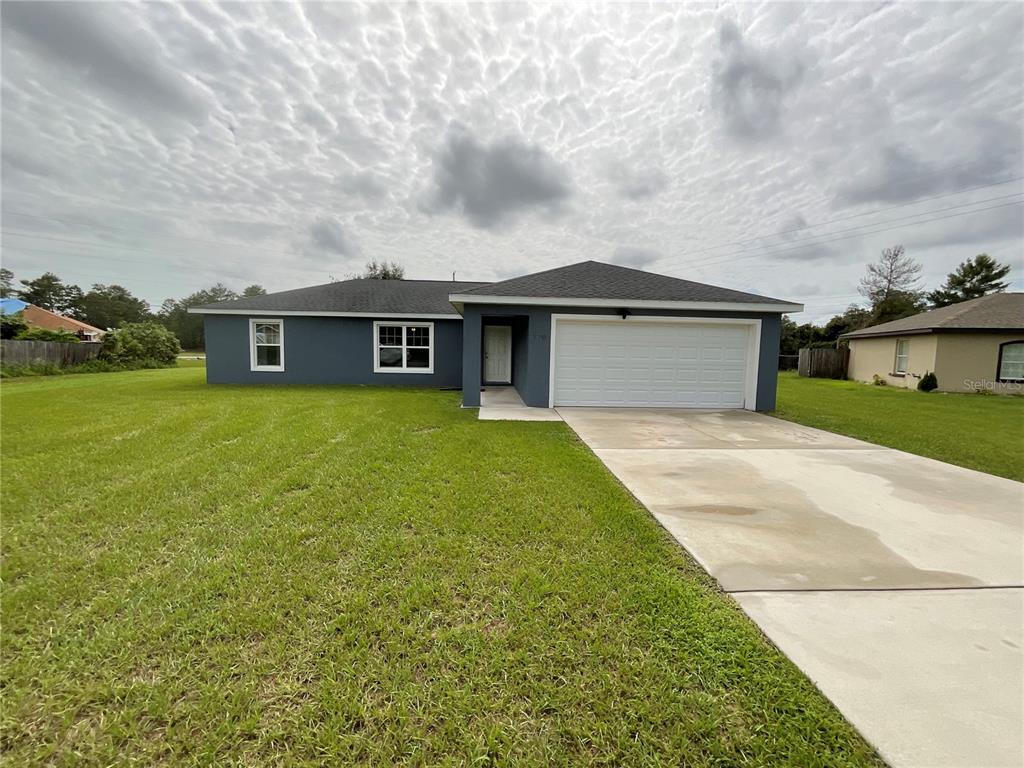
[894,338,909,374]
[997,341,1024,382]
[250,319,284,371]
[374,322,432,373]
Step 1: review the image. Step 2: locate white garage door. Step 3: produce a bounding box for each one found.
[552,319,754,408]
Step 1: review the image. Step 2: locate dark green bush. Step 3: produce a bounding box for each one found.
[100,323,180,366]
[1,312,28,339]
[918,371,938,392]
[14,327,80,343]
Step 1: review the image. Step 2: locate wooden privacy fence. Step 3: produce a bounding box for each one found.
[797,347,849,379]
[1,340,102,367]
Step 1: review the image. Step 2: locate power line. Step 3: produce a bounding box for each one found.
[662,199,1024,272]
[653,176,1024,266]
[2,209,301,258]
[0,229,314,269]
[5,160,1020,267]
[685,191,1023,266]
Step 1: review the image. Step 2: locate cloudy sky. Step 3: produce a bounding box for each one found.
[2,1,1022,321]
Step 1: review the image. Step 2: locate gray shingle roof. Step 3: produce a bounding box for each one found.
[193,279,491,316]
[454,260,796,305]
[841,292,1024,339]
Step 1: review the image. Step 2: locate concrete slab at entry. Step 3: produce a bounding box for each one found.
[478,387,562,421]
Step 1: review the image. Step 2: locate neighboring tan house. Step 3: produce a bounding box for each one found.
[841,292,1023,393]
[189,260,803,411]
[22,305,105,342]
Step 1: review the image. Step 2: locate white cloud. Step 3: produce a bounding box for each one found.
[418,124,572,229]
[0,1,1020,319]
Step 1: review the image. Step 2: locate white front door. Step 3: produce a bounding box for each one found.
[483,325,512,383]
[552,318,755,408]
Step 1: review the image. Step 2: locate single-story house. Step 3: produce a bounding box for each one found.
[841,292,1023,393]
[190,261,802,411]
[16,304,105,341]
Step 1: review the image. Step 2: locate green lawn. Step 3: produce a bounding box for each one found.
[775,371,1024,481]
[1,368,882,766]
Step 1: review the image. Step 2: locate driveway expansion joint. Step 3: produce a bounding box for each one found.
[728,584,1024,594]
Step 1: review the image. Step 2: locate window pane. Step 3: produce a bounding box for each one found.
[1002,362,1024,380]
[1000,344,1024,379]
[378,326,402,346]
[406,347,430,368]
[1002,343,1024,364]
[378,347,403,367]
[255,323,280,345]
[895,340,908,372]
[407,326,430,347]
[256,345,280,367]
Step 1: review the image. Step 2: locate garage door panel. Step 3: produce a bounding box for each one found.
[553,319,752,408]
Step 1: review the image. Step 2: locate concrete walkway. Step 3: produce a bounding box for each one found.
[558,407,1024,768]
[478,387,561,421]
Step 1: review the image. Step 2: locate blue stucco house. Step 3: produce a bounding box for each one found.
[191,261,802,411]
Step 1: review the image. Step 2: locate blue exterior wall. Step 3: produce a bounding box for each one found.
[461,305,783,410]
[510,316,531,403]
[204,315,464,387]
[203,307,783,411]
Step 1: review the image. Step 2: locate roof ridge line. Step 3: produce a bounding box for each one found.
[461,260,597,293]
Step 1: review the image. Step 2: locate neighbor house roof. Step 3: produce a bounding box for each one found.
[0,298,28,314]
[190,279,492,317]
[449,260,802,312]
[841,292,1024,339]
[23,305,105,336]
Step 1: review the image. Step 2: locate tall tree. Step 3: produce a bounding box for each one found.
[241,284,267,297]
[0,268,15,298]
[77,284,151,330]
[822,305,872,341]
[870,291,926,325]
[927,254,1011,307]
[362,260,405,280]
[17,272,83,314]
[858,245,923,306]
[158,284,238,350]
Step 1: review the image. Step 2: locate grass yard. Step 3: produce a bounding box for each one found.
[775,371,1024,481]
[1,368,882,766]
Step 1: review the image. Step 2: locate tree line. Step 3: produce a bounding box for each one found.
[0,268,267,349]
[781,248,1012,355]
[0,260,406,349]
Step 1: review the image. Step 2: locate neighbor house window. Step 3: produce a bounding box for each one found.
[894,339,909,374]
[997,341,1024,382]
[373,322,433,373]
[250,319,284,372]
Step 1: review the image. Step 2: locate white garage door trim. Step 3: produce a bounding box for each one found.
[548,314,761,409]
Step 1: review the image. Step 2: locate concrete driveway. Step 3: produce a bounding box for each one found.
[559,407,1024,768]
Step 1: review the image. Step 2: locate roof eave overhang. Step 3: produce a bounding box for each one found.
[841,328,935,340]
[187,308,458,319]
[447,294,803,314]
[842,326,1024,340]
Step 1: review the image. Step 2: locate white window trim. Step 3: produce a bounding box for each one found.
[249,318,284,372]
[894,338,909,374]
[372,321,434,374]
[998,341,1024,382]
[547,314,761,410]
